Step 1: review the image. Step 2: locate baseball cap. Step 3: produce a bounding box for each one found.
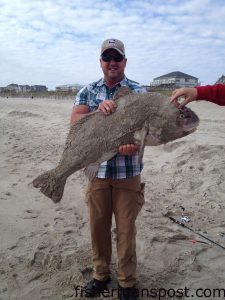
[101,38,125,56]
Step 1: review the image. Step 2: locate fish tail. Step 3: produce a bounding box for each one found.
[32,170,66,203]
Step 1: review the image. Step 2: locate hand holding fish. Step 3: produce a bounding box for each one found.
[119,144,139,156]
[97,100,117,115]
[170,87,197,108]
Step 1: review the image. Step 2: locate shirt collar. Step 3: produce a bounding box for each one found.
[96,76,128,87]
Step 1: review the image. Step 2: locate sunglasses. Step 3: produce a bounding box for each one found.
[101,54,124,62]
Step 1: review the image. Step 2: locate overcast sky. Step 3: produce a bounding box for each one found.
[1,0,225,90]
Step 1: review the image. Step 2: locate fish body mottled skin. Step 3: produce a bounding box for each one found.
[33,90,199,202]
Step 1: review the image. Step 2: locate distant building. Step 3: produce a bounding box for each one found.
[142,85,152,92]
[55,84,84,92]
[215,74,225,84]
[5,83,20,92]
[30,85,48,92]
[151,71,199,88]
[19,85,32,92]
[0,83,48,93]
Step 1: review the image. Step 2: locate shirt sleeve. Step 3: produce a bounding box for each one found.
[74,86,89,106]
[196,84,225,106]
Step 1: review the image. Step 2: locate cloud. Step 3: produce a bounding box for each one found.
[0,0,225,89]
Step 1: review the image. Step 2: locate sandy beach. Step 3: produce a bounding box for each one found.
[0,96,225,300]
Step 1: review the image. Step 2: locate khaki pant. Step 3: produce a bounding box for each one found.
[85,175,145,288]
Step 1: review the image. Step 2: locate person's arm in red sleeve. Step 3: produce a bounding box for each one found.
[196,84,225,106]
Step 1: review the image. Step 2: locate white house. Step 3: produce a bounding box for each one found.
[55,84,83,92]
[152,71,199,88]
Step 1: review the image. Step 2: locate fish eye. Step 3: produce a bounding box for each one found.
[179,113,185,118]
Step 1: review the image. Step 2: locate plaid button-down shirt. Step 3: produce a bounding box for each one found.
[74,76,146,179]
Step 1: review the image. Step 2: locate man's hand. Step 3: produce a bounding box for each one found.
[119,144,139,156]
[97,100,117,115]
[170,87,198,109]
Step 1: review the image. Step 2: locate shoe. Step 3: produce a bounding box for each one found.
[85,277,111,297]
[118,285,138,300]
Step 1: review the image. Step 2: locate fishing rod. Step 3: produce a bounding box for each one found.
[166,215,225,251]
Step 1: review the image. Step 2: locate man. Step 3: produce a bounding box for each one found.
[170,84,225,108]
[70,39,145,300]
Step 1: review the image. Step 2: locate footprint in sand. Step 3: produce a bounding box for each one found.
[8,111,41,118]
[30,251,45,270]
[53,217,64,230]
[19,209,40,219]
[176,159,188,167]
[55,206,64,212]
[189,180,204,190]
[37,239,50,250]
[198,164,205,171]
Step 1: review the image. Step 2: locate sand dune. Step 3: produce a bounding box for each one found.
[0,97,225,300]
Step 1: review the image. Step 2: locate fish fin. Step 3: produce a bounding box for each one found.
[113,87,132,100]
[84,151,118,181]
[84,163,100,181]
[138,143,145,164]
[33,170,66,203]
[134,122,149,163]
[145,131,161,146]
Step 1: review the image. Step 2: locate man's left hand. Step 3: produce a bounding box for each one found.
[119,144,139,156]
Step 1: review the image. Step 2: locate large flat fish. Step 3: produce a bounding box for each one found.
[33,88,199,203]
